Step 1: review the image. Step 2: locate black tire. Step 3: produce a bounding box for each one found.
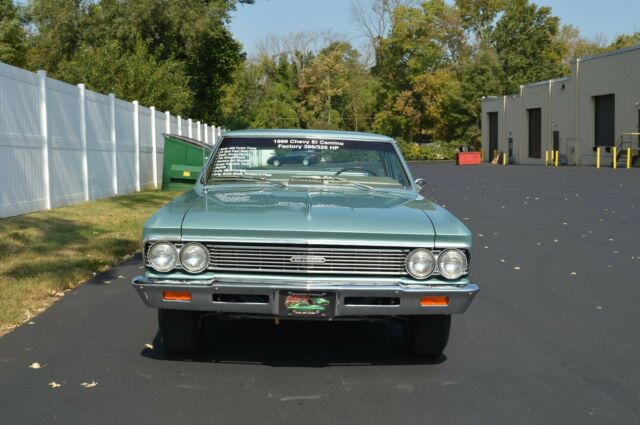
[158,309,201,355]
[406,315,451,359]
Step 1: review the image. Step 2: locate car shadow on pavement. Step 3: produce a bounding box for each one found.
[140,318,446,367]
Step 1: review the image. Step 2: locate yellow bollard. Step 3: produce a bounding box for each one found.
[502,152,507,166]
[596,147,601,168]
[555,150,559,167]
[545,150,549,166]
[627,148,631,169]
[612,146,617,169]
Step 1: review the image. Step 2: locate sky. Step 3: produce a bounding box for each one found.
[230,0,640,56]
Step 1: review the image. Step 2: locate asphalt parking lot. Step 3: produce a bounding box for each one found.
[1,162,639,425]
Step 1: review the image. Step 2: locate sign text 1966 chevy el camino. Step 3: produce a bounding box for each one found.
[132,129,479,358]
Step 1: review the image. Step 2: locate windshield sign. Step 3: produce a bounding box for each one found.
[206,137,410,188]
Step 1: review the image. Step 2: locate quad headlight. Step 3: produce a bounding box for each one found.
[406,248,436,279]
[437,249,468,280]
[179,242,209,273]
[147,242,178,272]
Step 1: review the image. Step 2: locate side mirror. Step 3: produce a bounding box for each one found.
[414,178,426,192]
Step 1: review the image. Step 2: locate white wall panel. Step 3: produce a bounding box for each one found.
[0,61,213,218]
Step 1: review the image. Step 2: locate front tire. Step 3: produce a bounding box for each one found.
[406,315,451,359]
[158,309,201,355]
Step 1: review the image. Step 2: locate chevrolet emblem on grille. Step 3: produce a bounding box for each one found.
[289,255,327,264]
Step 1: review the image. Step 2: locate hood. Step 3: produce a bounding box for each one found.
[178,187,445,246]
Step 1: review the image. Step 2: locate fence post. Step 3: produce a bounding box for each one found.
[110,93,118,195]
[188,118,193,138]
[133,100,141,191]
[37,70,51,210]
[78,84,90,201]
[177,115,182,136]
[204,123,208,144]
[151,106,158,189]
[165,111,170,134]
[197,121,201,141]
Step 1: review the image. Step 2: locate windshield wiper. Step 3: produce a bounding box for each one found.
[207,175,286,188]
[289,176,373,191]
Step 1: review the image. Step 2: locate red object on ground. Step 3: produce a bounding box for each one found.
[456,152,482,165]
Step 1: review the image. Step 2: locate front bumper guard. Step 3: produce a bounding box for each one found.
[131,276,479,317]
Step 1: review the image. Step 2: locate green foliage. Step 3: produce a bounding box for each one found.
[398,140,461,160]
[609,32,640,51]
[57,39,193,114]
[491,0,567,93]
[4,0,640,153]
[21,0,251,123]
[0,0,27,66]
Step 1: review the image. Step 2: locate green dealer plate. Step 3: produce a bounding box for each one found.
[279,291,336,318]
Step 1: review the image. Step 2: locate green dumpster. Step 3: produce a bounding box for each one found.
[162,134,213,190]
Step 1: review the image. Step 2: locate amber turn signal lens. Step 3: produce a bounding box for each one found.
[420,296,449,307]
[162,291,192,301]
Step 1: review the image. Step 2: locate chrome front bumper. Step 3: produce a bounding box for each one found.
[131,275,479,317]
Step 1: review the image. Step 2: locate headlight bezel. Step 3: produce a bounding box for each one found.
[179,242,210,273]
[147,241,179,273]
[437,248,468,280]
[405,248,437,280]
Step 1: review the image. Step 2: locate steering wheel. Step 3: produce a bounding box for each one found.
[335,167,378,177]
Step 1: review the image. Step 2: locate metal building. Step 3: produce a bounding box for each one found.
[481,45,640,166]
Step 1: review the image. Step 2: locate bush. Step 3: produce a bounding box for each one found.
[398,140,467,161]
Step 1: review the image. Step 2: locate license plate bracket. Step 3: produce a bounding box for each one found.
[278,290,336,318]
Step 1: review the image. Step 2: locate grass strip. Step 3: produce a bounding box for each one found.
[0,190,182,335]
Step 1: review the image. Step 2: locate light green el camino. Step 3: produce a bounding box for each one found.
[132,129,479,358]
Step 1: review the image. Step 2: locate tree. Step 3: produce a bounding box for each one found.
[350,0,418,67]
[609,32,640,50]
[57,39,192,114]
[0,0,27,66]
[298,42,354,128]
[25,0,84,73]
[491,0,566,93]
[23,0,253,123]
[556,25,606,66]
[455,0,504,44]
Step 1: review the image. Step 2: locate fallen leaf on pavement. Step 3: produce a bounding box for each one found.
[48,382,61,388]
[29,362,45,369]
[144,343,154,350]
[81,381,98,388]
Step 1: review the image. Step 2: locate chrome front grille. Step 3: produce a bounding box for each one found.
[205,244,412,275]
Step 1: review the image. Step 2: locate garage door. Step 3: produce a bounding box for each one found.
[594,94,615,147]
[528,108,541,159]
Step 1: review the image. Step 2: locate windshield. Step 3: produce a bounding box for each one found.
[205,137,410,189]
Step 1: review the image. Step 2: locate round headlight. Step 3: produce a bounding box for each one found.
[179,242,209,273]
[148,242,178,272]
[406,248,436,279]
[437,249,467,280]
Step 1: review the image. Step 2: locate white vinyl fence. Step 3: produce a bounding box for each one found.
[0,61,223,218]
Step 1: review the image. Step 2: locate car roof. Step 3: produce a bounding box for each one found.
[222,129,395,143]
